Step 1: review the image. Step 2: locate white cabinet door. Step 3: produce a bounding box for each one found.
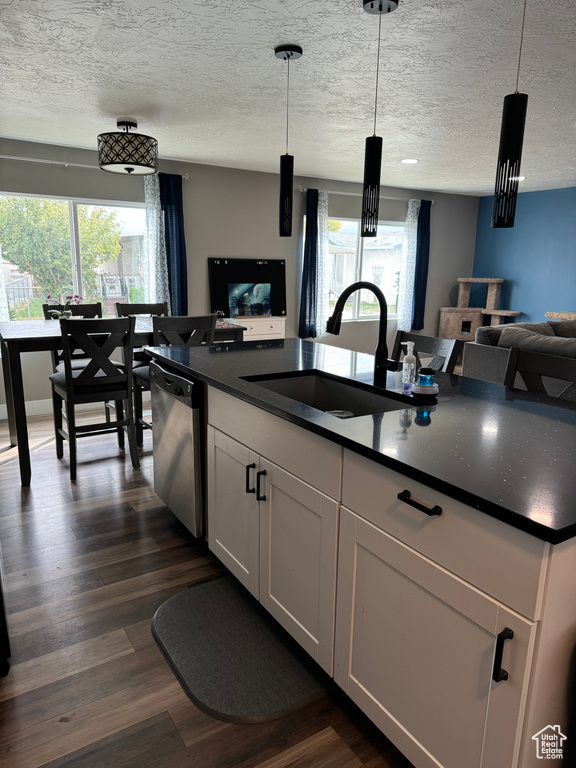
[335,507,536,768]
[258,459,339,675]
[207,426,260,597]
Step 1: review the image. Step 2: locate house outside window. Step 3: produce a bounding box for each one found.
[0,195,146,320]
[328,218,404,320]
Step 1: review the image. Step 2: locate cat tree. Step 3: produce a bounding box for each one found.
[439,278,520,341]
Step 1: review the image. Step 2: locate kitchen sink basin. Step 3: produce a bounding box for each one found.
[243,370,414,418]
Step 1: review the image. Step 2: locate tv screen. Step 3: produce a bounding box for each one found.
[228,283,271,317]
[208,258,286,317]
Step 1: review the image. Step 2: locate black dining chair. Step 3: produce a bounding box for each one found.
[504,347,576,400]
[391,331,463,374]
[114,301,169,366]
[49,317,140,481]
[133,314,217,445]
[42,302,103,372]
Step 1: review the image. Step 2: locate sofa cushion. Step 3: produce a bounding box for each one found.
[475,321,555,346]
[497,326,576,358]
[549,319,576,338]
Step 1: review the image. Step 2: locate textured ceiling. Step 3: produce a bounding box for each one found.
[1,0,575,194]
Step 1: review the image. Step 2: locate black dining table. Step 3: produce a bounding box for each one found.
[0,318,244,485]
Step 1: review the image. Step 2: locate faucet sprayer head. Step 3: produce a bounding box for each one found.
[326,311,342,335]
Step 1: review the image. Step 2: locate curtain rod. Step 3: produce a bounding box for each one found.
[298,186,435,204]
[0,155,191,180]
[0,154,98,170]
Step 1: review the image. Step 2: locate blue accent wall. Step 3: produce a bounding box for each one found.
[473,187,576,321]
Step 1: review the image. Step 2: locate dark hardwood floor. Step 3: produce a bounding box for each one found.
[0,413,413,768]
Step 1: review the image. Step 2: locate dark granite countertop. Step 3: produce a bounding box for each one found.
[146,339,576,545]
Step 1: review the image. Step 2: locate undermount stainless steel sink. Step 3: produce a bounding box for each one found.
[243,370,414,418]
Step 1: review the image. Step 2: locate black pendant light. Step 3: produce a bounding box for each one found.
[361,0,398,237]
[275,44,302,237]
[98,120,158,175]
[491,0,529,228]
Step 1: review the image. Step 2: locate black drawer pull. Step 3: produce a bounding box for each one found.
[492,627,514,683]
[397,489,442,516]
[245,463,256,494]
[256,470,267,501]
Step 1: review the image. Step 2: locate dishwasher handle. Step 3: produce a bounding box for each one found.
[150,363,194,404]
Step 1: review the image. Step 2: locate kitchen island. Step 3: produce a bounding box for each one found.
[147,338,576,768]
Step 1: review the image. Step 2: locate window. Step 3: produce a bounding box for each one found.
[0,195,146,320]
[328,219,404,319]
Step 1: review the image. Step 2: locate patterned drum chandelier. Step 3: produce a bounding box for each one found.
[97,120,158,175]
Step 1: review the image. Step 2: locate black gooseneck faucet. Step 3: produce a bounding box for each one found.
[326,281,398,387]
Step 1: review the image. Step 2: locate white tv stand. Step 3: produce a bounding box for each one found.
[229,316,286,341]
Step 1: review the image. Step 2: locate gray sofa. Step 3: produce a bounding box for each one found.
[461,319,576,385]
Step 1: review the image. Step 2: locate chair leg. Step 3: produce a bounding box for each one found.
[133,381,144,446]
[67,404,77,482]
[115,401,125,449]
[52,388,64,460]
[124,398,140,471]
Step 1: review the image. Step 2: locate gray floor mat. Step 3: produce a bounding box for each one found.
[151,577,331,723]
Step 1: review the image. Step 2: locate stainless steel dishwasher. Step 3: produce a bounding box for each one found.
[150,362,204,537]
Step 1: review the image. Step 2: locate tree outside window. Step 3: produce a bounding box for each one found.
[0,196,145,320]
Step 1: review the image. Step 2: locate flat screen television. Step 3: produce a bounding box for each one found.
[208,258,287,318]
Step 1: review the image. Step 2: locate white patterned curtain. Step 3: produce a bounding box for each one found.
[143,175,171,312]
[0,249,9,321]
[315,189,330,338]
[396,199,421,331]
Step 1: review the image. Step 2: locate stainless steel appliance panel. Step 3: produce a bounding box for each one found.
[150,363,203,537]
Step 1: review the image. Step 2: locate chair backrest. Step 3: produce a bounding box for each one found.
[115,302,169,317]
[391,331,462,374]
[504,347,576,399]
[152,315,216,347]
[59,317,136,399]
[43,302,103,319]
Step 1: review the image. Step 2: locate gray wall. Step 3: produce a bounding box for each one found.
[0,139,478,408]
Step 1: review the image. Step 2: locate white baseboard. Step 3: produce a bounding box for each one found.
[0,393,151,421]
[0,399,52,420]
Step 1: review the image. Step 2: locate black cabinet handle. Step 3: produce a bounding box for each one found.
[397,489,442,517]
[256,470,267,501]
[245,463,256,494]
[492,627,514,682]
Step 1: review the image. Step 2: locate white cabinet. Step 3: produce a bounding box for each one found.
[229,316,286,341]
[259,458,338,673]
[205,386,576,768]
[206,423,339,673]
[207,427,260,597]
[335,507,537,768]
[341,449,549,620]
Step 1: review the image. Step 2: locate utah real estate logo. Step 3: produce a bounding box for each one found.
[532,725,567,760]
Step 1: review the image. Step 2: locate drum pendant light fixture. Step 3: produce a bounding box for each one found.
[275,44,302,237]
[361,0,398,237]
[491,0,529,228]
[97,120,158,175]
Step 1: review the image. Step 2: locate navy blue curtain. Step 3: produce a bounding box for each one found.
[298,189,319,338]
[159,173,188,316]
[411,199,432,331]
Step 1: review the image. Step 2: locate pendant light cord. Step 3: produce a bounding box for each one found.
[515,0,528,93]
[285,56,290,155]
[373,8,383,135]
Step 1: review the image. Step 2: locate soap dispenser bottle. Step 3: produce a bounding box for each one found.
[401,341,416,394]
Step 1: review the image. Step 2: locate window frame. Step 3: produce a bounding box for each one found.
[328,216,404,321]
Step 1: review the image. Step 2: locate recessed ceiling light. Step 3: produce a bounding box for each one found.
[400,158,419,164]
